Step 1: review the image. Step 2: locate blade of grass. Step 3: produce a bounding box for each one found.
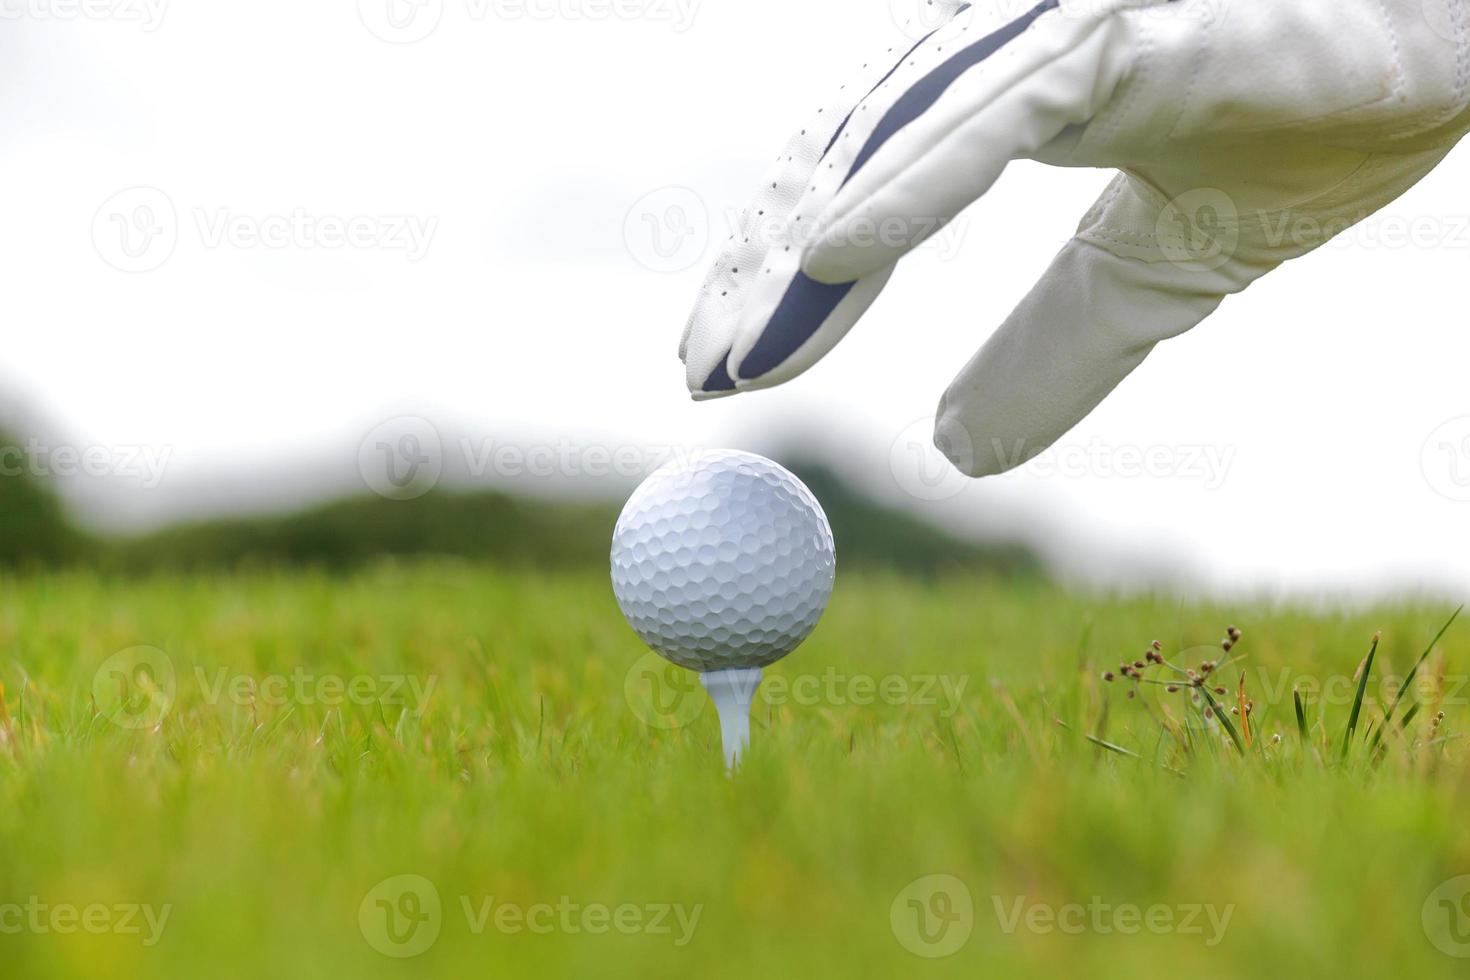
[1293,687,1307,744]
[1084,733,1141,758]
[1237,672,1252,749]
[942,715,964,774]
[1369,605,1461,751]
[1197,685,1245,755]
[991,680,1039,764]
[1053,718,1185,777]
[1340,632,1380,761]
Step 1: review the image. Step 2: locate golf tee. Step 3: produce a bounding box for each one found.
[700,668,763,771]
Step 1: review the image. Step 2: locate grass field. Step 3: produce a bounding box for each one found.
[2,563,1469,978]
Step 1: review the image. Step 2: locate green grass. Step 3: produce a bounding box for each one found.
[2,564,1470,978]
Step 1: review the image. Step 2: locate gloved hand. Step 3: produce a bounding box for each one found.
[679,0,1470,476]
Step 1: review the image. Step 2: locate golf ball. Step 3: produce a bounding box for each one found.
[610,450,836,673]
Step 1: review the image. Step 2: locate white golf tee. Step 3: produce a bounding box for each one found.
[700,668,763,771]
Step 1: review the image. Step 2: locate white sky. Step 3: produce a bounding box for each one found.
[2,0,1469,598]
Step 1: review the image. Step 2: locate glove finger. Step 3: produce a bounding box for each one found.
[682,2,975,398]
[795,0,1146,286]
[935,174,1279,477]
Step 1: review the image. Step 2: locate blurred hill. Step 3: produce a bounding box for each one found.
[100,461,1040,576]
[0,434,85,567]
[784,463,1038,577]
[0,429,1041,577]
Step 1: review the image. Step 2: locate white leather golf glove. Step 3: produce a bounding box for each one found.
[679,0,1470,476]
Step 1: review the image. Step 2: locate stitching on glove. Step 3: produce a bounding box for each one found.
[819,10,964,162]
[1165,3,1414,139]
[1118,7,1153,144]
[822,11,1126,238]
[690,13,969,387]
[838,0,1062,188]
[781,14,984,259]
[1435,0,1468,134]
[1369,0,1413,136]
[1455,0,1469,100]
[1085,230,1164,252]
[1078,175,1128,233]
[1165,1,1209,142]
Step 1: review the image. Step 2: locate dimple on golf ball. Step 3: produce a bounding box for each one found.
[610,450,836,673]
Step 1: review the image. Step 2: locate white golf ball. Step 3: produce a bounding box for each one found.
[610,450,836,673]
